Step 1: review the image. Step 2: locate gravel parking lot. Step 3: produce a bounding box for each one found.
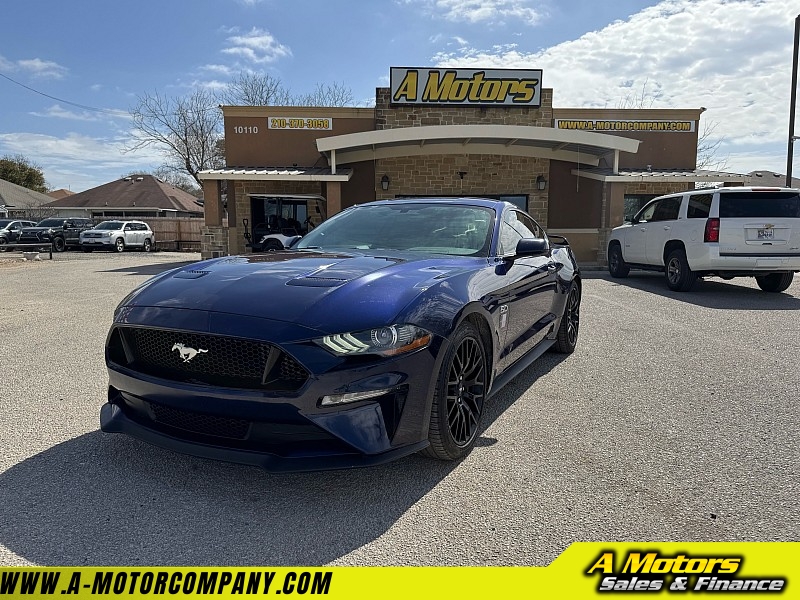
[0,252,798,566]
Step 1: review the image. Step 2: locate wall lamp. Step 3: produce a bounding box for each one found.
[380,174,390,191]
[536,175,547,191]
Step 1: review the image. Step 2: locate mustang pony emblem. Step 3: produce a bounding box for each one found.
[171,343,208,363]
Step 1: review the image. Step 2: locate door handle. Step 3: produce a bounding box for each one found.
[547,263,558,271]
[663,226,670,230]
[639,227,647,231]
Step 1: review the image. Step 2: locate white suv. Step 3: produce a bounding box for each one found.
[80,220,155,253]
[608,187,800,292]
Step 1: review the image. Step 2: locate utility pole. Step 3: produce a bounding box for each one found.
[787,14,800,187]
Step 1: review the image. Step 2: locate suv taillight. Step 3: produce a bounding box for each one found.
[704,218,720,243]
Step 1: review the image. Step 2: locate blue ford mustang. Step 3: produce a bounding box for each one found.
[100,198,581,471]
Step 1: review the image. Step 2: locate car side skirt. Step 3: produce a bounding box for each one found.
[488,338,555,399]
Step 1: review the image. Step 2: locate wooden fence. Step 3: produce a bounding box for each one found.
[146,217,227,252]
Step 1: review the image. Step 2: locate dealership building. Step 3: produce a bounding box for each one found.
[198,67,748,262]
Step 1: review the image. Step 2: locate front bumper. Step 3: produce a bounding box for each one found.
[82,240,116,249]
[100,322,444,472]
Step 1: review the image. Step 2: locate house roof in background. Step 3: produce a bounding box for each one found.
[47,188,76,200]
[45,175,203,213]
[0,178,57,209]
[748,170,800,188]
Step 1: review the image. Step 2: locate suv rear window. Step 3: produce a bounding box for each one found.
[719,191,800,218]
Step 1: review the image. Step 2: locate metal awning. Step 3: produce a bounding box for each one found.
[197,167,352,182]
[316,125,640,170]
[572,168,752,183]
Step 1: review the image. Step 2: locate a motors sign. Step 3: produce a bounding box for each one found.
[390,67,542,107]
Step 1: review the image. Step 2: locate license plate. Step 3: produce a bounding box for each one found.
[757,228,774,240]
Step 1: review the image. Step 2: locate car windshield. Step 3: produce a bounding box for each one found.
[94,221,124,230]
[0,220,11,228]
[295,202,495,256]
[37,219,64,227]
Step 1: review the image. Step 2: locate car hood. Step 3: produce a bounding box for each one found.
[124,250,480,333]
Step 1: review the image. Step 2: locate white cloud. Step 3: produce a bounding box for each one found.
[0,132,162,192]
[17,58,68,79]
[405,0,543,26]
[432,0,798,173]
[29,104,104,122]
[200,63,235,76]
[221,27,292,64]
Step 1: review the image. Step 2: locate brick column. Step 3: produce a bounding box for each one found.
[203,180,223,227]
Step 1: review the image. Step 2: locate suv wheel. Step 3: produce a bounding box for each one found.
[115,238,125,253]
[0,237,7,252]
[143,238,152,252]
[665,248,696,292]
[755,272,793,293]
[608,244,629,278]
[52,237,66,252]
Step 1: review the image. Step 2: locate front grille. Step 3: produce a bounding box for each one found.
[111,327,309,391]
[147,401,250,439]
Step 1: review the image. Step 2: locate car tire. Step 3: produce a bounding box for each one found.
[115,238,125,253]
[143,238,152,252]
[608,243,629,278]
[755,272,793,293]
[553,282,581,354]
[52,237,66,252]
[264,239,283,252]
[0,238,7,252]
[423,322,487,461]
[665,248,696,292]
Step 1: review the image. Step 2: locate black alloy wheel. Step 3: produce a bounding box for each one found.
[608,244,629,278]
[52,237,66,252]
[553,283,580,353]
[424,322,487,460]
[665,248,696,292]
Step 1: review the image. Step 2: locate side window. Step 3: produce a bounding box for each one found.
[64,220,74,228]
[650,197,681,222]
[637,201,658,222]
[498,210,543,255]
[124,223,133,231]
[686,194,713,219]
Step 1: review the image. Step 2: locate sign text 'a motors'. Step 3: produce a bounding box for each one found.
[390,68,543,107]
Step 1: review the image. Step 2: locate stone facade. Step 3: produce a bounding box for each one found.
[373,87,552,224]
[623,182,692,196]
[375,154,549,225]
[201,226,228,259]
[375,88,553,129]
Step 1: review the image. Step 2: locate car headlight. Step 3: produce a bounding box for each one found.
[316,324,431,357]
[103,232,113,237]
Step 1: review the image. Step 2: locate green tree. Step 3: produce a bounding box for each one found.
[0,154,48,192]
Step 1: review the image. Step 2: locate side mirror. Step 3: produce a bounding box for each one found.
[629,216,638,225]
[515,237,549,257]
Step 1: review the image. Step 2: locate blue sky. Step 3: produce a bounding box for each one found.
[0,0,797,192]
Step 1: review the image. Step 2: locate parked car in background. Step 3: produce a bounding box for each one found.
[18,218,94,252]
[80,220,155,253]
[0,219,37,251]
[608,187,800,292]
[100,198,581,472]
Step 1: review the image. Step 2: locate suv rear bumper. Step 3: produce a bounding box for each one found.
[687,246,800,272]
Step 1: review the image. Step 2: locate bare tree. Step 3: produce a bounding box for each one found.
[127,89,224,186]
[293,82,355,107]
[218,71,292,106]
[696,119,728,171]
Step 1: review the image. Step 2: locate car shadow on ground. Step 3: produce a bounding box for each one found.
[581,271,800,311]
[100,260,199,276]
[0,351,568,566]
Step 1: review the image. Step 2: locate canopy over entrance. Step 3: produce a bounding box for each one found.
[316,124,640,172]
